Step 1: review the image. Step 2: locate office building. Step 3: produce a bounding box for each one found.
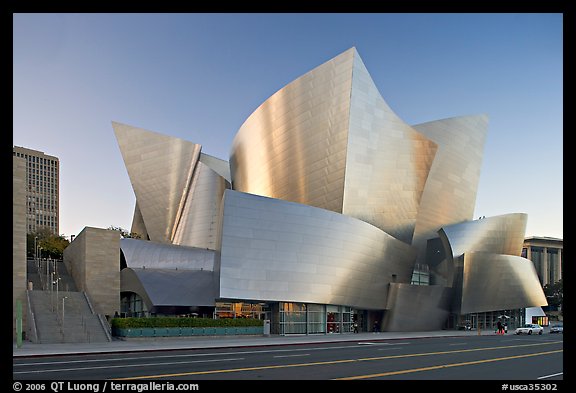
[12,146,59,235]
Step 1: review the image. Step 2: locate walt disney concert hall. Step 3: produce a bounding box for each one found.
[113,47,547,334]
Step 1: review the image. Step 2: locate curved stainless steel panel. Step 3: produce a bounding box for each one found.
[200,153,231,183]
[120,268,154,311]
[230,47,354,214]
[113,121,201,243]
[219,190,417,310]
[460,252,547,314]
[411,115,488,262]
[383,283,452,331]
[121,268,217,308]
[343,50,438,243]
[172,161,228,250]
[120,238,216,271]
[130,201,149,240]
[439,213,528,259]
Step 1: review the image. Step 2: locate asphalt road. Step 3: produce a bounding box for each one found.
[13,335,563,381]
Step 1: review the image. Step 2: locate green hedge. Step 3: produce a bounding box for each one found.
[111,317,264,329]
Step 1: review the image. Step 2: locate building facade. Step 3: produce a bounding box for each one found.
[522,237,563,287]
[12,146,60,235]
[13,156,28,339]
[110,47,547,334]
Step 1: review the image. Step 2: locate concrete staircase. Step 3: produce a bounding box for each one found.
[26,259,111,343]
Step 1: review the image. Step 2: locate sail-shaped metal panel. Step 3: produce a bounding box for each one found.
[113,122,201,243]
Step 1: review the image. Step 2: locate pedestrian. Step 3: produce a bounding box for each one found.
[497,320,503,335]
[373,319,380,333]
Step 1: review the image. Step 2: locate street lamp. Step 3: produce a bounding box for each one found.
[53,277,61,315]
[62,296,68,328]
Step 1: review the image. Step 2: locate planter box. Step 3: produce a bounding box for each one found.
[113,326,264,337]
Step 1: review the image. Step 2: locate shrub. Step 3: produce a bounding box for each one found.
[111,317,264,329]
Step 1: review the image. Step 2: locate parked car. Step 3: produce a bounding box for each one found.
[550,323,563,334]
[515,323,543,335]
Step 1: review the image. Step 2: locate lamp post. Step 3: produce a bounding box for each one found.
[34,236,38,267]
[62,296,68,329]
[53,277,60,314]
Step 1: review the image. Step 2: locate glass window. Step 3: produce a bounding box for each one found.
[280,302,307,335]
[307,304,326,334]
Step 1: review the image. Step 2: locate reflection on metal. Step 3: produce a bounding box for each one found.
[121,268,217,310]
[460,252,548,314]
[130,202,149,240]
[113,122,229,249]
[411,115,489,261]
[383,283,452,331]
[343,50,438,243]
[230,48,438,244]
[439,213,528,260]
[172,161,229,250]
[219,190,417,310]
[230,48,354,214]
[112,47,546,330]
[120,239,219,310]
[437,214,545,314]
[120,238,216,271]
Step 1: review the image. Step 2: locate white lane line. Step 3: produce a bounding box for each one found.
[13,357,245,374]
[358,342,411,346]
[273,354,310,358]
[448,343,467,346]
[14,345,362,367]
[538,372,563,379]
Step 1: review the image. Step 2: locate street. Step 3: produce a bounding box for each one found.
[13,334,563,381]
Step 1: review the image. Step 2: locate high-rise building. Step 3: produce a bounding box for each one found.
[12,146,59,235]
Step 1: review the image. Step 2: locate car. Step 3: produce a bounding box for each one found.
[515,323,543,335]
[550,323,563,334]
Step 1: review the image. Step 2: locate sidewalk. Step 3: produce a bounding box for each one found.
[13,329,497,358]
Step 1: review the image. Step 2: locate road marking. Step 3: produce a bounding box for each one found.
[273,354,310,358]
[448,343,467,346]
[358,342,410,346]
[377,348,401,351]
[13,344,362,367]
[335,350,563,380]
[538,372,563,379]
[111,340,562,380]
[13,358,245,374]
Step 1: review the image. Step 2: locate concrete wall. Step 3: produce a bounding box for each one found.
[63,227,121,316]
[13,157,27,340]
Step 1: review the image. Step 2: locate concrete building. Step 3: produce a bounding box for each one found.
[13,156,27,339]
[12,146,60,235]
[522,236,563,287]
[62,227,121,317]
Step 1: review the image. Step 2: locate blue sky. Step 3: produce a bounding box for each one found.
[13,13,563,240]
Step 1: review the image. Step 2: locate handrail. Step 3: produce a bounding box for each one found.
[97,314,113,342]
[83,292,112,342]
[83,291,96,314]
[25,290,39,343]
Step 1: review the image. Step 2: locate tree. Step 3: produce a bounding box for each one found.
[27,228,70,260]
[107,225,141,239]
[543,279,563,313]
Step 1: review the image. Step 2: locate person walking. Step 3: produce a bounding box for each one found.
[497,320,503,335]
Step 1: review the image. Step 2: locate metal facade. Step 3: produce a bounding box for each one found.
[114,47,548,330]
[219,190,417,310]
